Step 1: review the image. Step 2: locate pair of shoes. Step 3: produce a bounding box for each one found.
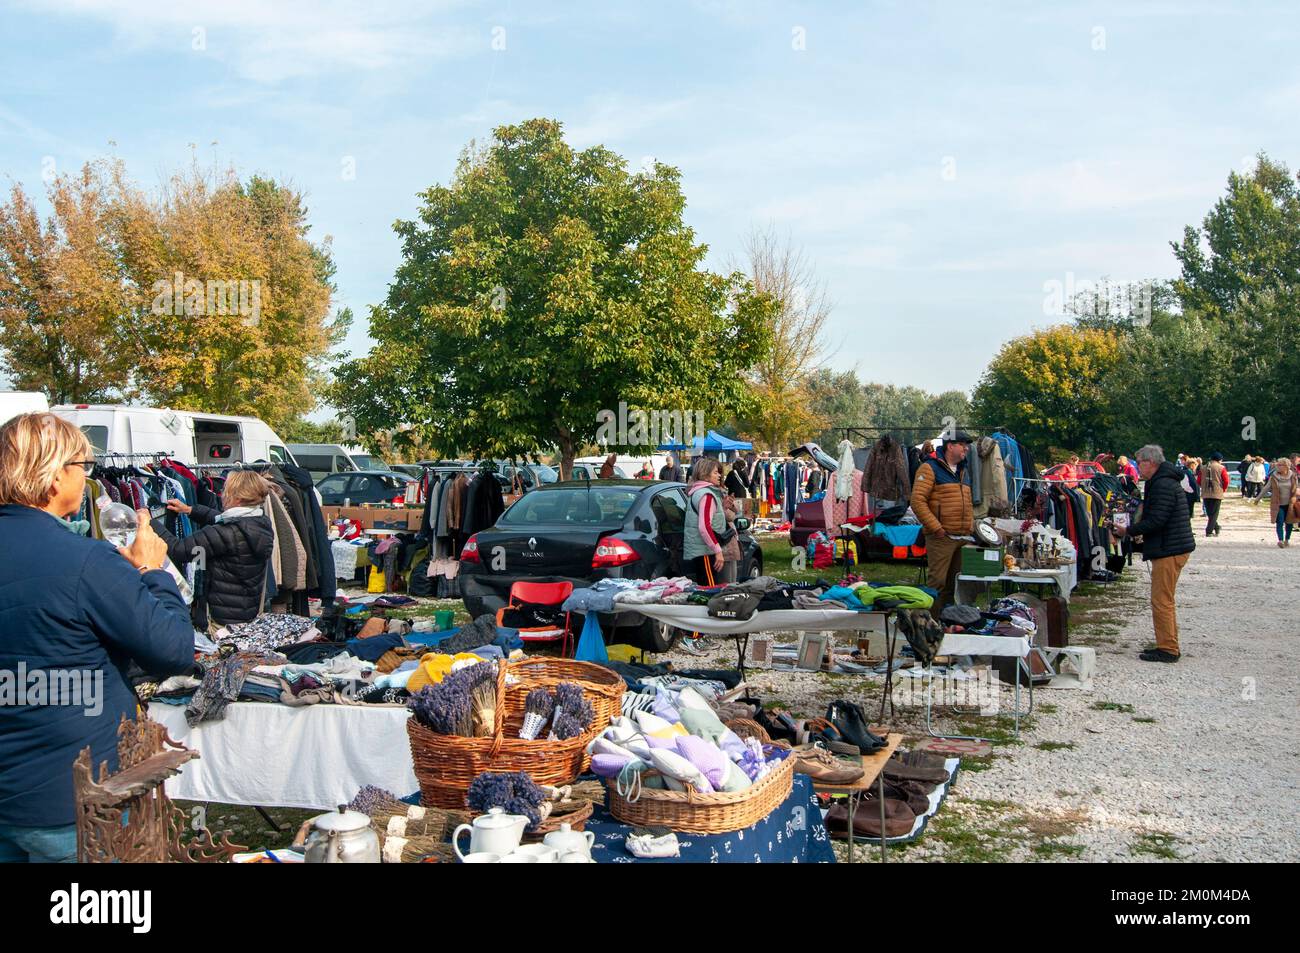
[880,778,932,816]
[825,797,916,840]
[796,718,859,756]
[883,750,949,784]
[789,744,865,784]
[827,701,886,754]
[677,636,709,656]
[1138,649,1180,663]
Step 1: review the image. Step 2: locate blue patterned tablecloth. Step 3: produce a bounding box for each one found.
[585,774,835,864]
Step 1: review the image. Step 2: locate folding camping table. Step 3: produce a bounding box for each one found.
[917,632,1034,740]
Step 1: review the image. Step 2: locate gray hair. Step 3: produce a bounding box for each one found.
[1135,445,1165,464]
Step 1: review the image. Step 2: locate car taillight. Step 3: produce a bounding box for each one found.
[592,537,640,568]
[461,534,480,563]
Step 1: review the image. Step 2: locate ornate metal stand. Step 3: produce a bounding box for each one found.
[73,714,245,863]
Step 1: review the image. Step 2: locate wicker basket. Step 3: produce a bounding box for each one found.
[605,748,795,834]
[522,798,594,841]
[407,657,625,809]
[725,718,771,744]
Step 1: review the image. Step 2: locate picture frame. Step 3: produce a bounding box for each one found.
[747,635,773,669]
[796,632,831,671]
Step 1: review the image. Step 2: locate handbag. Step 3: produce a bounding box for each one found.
[1288,496,1300,523]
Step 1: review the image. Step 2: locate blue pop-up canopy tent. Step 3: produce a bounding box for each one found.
[658,429,753,453]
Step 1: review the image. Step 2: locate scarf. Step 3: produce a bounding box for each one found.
[216,505,263,523]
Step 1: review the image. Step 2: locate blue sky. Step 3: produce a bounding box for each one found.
[2,0,1297,401]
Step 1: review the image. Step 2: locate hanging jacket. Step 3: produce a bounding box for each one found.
[972,437,1009,519]
[862,436,911,502]
[834,440,856,500]
[153,504,275,625]
[1128,461,1196,561]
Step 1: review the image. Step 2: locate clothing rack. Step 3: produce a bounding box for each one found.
[93,452,170,462]
[184,461,275,471]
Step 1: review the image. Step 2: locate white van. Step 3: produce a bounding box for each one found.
[286,443,360,481]
[53,404,292,466]
[0,391,50,427]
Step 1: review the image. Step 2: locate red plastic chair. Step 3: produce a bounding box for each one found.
[497,580,575,656]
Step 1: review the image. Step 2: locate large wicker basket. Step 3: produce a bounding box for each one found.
[407,657,625,809]
[604,748,795,834]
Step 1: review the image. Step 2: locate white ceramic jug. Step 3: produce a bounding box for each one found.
[453,807,529,860]
[542,822,595,858]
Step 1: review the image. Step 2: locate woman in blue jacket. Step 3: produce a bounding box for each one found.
[0,413,194,862]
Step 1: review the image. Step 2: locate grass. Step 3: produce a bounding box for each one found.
[1034,741,1076,752]
[1092,701,1136,714]
[176,801,319,853]
[1034,841,1085,859]
[1035,703,1058,715]
[1131,832,1182,860]
[1132,716,1157,724]
[758,536,922,587]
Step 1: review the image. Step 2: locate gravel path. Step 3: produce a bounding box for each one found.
[918,496,1300,862]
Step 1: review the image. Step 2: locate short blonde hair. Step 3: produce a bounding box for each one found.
[0,412,91,508]
[222,470,276,508]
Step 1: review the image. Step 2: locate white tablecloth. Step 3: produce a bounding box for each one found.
[620,604,888,635]
[150,702,417,809]
[956,564,1073,602]
[936,633,1030,657]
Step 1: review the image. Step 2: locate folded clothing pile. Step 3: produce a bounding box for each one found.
[588,687,787,794]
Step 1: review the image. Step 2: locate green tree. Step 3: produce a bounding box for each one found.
[1171,154,1300,452]
[332,119,775,475]
[970,325,1121,453]
[280,416,346,444]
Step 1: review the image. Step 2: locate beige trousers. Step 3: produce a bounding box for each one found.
[1150,552,1190,655]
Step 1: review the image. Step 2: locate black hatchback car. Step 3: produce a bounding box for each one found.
[459,480,762,651]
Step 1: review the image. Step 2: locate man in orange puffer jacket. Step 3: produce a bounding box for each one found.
[911,432,974,619]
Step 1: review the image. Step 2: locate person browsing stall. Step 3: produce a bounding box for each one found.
[683,457,728,585]
[0,413,194,862]
[1112,445,1195,662]
[153,470,275,630]
[910,431,974,619]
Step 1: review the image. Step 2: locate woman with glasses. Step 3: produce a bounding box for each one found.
[0,413,194,863]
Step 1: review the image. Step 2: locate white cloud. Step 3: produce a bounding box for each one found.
[18,0,480,83]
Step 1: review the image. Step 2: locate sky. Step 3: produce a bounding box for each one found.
[2,0,1298,404]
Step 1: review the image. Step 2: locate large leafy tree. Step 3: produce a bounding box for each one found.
[0,163,135,402]
[332,119,775,475]
[1171,154,1300,452]
[970,325,1121,454]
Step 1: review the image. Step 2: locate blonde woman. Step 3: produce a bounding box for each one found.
[1266,458,1299,548]
[156,470,276,626]
[0,413,193,861]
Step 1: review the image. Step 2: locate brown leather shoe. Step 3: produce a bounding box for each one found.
[825,798,916,839]
[791,745,865,784]
[883,750,949,784]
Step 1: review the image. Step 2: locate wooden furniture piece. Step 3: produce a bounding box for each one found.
[811,732,903,864]
[73,714,243,863]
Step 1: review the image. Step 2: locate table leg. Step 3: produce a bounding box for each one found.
[879,770,887,863]
[847,795,855,864]
[736,635,748,682]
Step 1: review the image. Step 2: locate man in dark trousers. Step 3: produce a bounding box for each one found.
[1197,452,1229,537]
[910,432,974,619]
[1113,445,1195,662]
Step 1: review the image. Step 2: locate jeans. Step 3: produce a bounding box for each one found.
[1204,498,1221,535]
[0,822,78,863]
[1276,509,1294,542]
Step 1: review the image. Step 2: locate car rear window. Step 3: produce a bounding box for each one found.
[499,487,641,524]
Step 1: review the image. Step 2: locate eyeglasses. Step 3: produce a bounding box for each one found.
[67,460,96,475]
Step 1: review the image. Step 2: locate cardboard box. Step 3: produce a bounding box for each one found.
[322,505,423,531]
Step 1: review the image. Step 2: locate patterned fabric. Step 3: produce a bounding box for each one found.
[220,613,317,653]
[584,774,834,864]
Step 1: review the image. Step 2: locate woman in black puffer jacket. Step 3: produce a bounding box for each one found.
[153,470,275,628]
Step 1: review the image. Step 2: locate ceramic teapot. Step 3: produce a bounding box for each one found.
[542,822,595,859]
[303,806,381,864]
[453,807,529,860]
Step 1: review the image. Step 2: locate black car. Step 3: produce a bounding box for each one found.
[316,470,415,505]
[458,480,762,651]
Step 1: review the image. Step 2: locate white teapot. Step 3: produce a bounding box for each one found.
[542,822,595,859]
[303,806,380,863]
[453,808,529,861]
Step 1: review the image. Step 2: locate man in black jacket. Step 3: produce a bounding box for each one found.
[1113,445,1195,662]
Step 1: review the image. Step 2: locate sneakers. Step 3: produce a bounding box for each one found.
[1138,649,1180,663]
[789,744,865,784]
[677,635,710,656]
